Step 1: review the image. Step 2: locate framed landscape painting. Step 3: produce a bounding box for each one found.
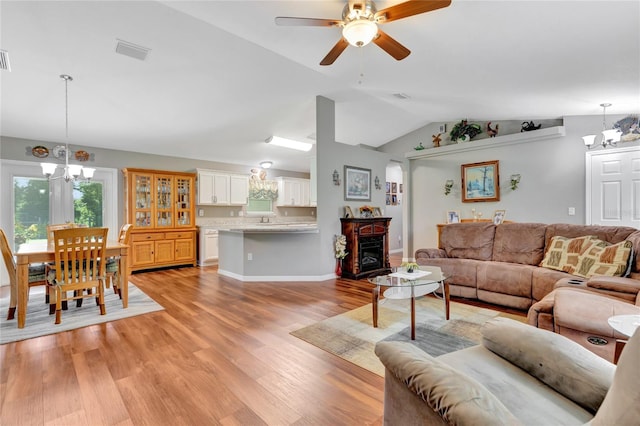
[344,165,371,201]
[461,160,500,202]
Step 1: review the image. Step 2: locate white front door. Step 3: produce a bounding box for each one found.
[586,146,640,227]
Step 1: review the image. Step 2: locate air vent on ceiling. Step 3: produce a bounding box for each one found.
[115,39,150,61]
[392,93,410,99]
[0,50,11,71]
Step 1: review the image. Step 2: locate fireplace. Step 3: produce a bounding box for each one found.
[340,217,391,279]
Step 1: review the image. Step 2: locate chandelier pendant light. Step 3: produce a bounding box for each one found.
[582,103,622,149]
[41,74,95,182]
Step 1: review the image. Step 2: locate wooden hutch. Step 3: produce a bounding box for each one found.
[123,168,197,272]
[340,217,392,279]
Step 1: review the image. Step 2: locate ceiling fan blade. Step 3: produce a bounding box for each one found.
[373,30,411,61]
[320,38,350,66]
[375,0,451,23]
[275,17,342,27]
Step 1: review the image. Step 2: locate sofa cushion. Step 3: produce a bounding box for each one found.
[440,223,495,261]
[374,341,521,425]
[591,328,640,426]
[574,240,633,278]
[492,222,547,265]
[481,317,614,414]
[540,235,596,273]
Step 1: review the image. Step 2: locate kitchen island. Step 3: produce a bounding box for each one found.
[217,224,328,281]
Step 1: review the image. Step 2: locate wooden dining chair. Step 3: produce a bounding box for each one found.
[105,223,132,299]
[1,228,49,320]
[49,227,109,324]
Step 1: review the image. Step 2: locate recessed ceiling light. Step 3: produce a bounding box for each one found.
[265,136,313,152]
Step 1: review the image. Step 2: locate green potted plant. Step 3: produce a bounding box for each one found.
[449,119,482,142]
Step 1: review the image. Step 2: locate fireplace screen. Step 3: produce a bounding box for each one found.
[359,236,384,272]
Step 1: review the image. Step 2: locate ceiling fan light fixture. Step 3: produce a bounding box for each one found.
[266,136,313,152]
[342,19,377,47]
[260,161,273,169]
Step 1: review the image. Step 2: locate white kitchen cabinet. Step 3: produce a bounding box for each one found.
[229,175,249,205]
[197,169,248,205]
[276,177,310,206]
[198,228,219,265]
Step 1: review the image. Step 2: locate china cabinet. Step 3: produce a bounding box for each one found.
[123,168,197,271]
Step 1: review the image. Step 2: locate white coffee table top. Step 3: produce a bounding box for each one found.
[608,314,640,337]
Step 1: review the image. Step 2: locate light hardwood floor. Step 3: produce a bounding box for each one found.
[1,264,389,425]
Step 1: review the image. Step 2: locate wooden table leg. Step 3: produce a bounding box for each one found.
[614,339,626,364]
[372,286,379,328]
[119,246,129,308]
[16,257,29,328]
[443,280,450,320]
[411,295,416,340]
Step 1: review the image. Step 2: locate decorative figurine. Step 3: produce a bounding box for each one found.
[521,121,542,132]
[414,142,425,150]
[486,122,499,138]
[432,133,442,147]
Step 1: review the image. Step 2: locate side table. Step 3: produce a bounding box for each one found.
[608,314,640,364]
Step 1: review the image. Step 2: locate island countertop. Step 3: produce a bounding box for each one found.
[217,223,318,233]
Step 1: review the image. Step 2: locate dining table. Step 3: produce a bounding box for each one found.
[14,240,129,329]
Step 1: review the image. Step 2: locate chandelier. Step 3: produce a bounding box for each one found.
[40,74,95,182]
[582,103,622,149]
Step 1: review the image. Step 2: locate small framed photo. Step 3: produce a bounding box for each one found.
[386,181,391,193]
[344,165,371,201]
[399,184,403,194]
[493,209,506,225]
[391,194,397,205]
[385,194,391,205]
[344,206,354,218]
[446,211,460,224]
[391,182,397,194]
[373,207,382,217]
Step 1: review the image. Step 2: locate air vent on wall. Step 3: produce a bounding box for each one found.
[0,50,11,71]
[115,39,150,61]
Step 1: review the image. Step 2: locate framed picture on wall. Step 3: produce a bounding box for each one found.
[461,160,500,202]
[399,184,403,194]
[391,182,397,194]
[344,165,371,201]
[386,181,391,193]
[386,194,391,205]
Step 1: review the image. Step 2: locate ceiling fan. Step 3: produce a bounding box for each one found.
[275,0,451,66]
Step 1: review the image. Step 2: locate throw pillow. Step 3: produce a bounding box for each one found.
[540,235,596,274]
[574,239,633,278]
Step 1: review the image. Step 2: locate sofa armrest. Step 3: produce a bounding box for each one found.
[374,341,520,425]
[415,248,447,260]
[481,318,614,414]
[586,276,640,295]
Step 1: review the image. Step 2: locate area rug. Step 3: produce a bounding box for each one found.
[291,296,524,376]
[0,283,164,344]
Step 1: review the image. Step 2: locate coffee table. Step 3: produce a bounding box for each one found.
[368,266,450,340]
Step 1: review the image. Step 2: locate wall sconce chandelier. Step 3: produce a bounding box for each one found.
[510,174,521,190]
[374,176,381,190]
[332,169,341,186]
[40,75,95,182]
[582,103,622,149]
[444,179,454,195]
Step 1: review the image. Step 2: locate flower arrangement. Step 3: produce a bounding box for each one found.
[359,205,374,218]
[401,262,420,273]
[334,234,348,259]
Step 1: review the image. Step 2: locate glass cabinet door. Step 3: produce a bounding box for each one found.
[155,175,174,227]
[133,173,153,227]
[176,176,192,226]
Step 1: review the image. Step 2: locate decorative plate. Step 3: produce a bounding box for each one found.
[74,150,90,162]
[31,146,49,158]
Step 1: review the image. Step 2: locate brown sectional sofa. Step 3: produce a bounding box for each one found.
[415,222,640,310]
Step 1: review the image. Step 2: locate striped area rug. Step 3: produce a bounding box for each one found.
[0,283,164,344]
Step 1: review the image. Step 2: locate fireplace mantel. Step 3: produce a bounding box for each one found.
[340,217,391,279]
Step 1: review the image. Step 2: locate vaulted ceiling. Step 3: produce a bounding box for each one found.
[1,1,638,172]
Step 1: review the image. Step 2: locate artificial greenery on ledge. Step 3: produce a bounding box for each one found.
[449,119,482,142]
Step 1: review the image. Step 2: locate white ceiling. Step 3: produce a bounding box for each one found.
[1,1,638,173]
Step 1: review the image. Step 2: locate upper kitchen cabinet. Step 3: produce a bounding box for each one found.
[276,177,311,207]
[197,169,248,205]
